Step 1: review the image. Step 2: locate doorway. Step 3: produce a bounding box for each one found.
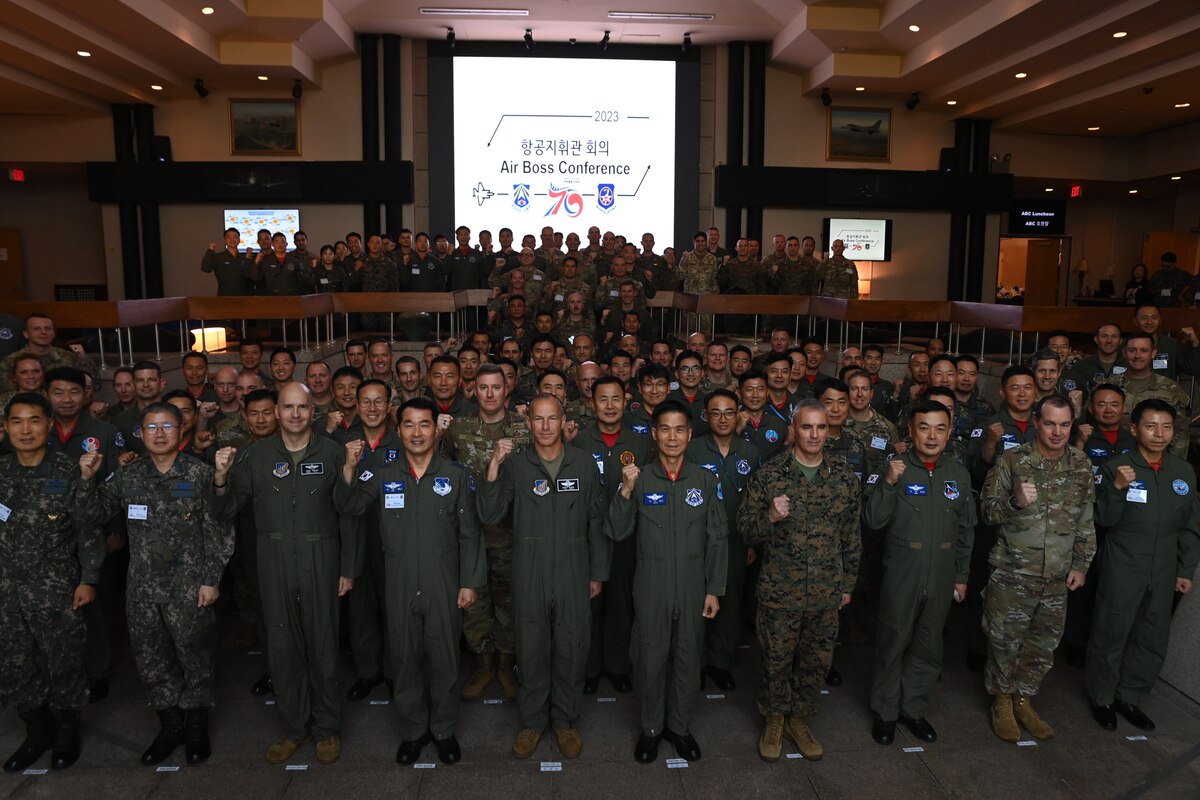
[997,237,1071,306]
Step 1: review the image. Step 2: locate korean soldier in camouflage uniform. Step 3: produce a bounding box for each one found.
[817,239,860,299]
[1112,332,1191,458]
[739,400,861,762]
[352,235,399,330]
[443,364,530,701]
[981,395,1096,742]
[83,402,233,766]
[0,393,103,773]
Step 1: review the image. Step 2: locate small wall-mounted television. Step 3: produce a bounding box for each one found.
[224,209,301,251]
[822,218,893,261]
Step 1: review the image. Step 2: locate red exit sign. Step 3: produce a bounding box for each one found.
[8,168,25,182]
[1070,185,1082,197]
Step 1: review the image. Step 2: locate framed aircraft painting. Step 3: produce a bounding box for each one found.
[229,99,301,156]
[826,107,891,163]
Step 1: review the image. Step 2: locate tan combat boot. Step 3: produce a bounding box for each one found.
[784,716,824,761]
[990,694,1020,742]
[315,735,342,764]
[497,652,518,700]
[1013,695,1055,739]
[461,652,496,701]
[265,734,310,764]
[758,714,784,762]
[512,728,544,759]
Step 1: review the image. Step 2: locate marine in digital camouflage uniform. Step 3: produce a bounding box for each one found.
[817,241,859,299]
[739,401,861,760]
[678,234,719,331]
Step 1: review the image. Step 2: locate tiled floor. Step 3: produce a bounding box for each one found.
[1,603,1197,799]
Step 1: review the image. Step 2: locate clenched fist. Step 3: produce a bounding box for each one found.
[768,494,790,523]
[1014,480,1038,509]
[886,459,907,486]
[619,463,640,498]
[79,452,103,480]
[213,446,237,480]
[1113,464,1137,491]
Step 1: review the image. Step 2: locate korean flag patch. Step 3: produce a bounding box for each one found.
[1174,479,1190,496]
[358,470,374,482]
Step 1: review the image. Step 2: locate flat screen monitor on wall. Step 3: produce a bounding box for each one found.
[1007,199,1066,237]
[427,42,700,253]
[223,209,301,251]
[822,218,893,261]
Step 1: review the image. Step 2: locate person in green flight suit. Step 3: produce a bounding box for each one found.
[863,400,976,746]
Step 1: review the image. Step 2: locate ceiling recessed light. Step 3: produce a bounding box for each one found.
[257,75,269,81]
[1044,187,1053,192]
[1112,31,1127,38]
[608,11,714,20]
[201,5,214,14]
[946,100,957,105]
[1171,176,1181,180]
[1128,189,1138,194]
[908,24,920,32]
[1175,102,1191,108]
[76,50,91,57]
[150,84,163,91]
[1087,126,1100,131]
[1014,72,1027,79]
[855,86,865,92]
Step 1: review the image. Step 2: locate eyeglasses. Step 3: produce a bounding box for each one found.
[359,398,390,408]
[143,423,175,431]
[707,410,738,419]
[678,366,703,374]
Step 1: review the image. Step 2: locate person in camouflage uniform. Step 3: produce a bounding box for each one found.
[83,402,234,766]
[765,236,820,296]
[638,233,677,291]
[845,370,899,474]
[443,365,530,701]
[717,239,767,294]
[1112,332,1191,458]
[678,232,718,331]
[739,400,862,763]
[0,314,98,397]
[817,239,860,299]
[0,393,103,773]
[353,235,399,330]
[553,292,596,344]
[980,395,1096,743]
[545,258,594,318]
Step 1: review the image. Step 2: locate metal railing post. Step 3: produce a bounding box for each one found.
[98,329,108,368]
[153,325,161,361]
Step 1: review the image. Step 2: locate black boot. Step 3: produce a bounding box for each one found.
[4,706,55,773]
[183,708,212,765]
[51,709,82,770]
[141,707,184,766]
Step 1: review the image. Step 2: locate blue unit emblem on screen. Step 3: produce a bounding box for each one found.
[512,183,530,210]
[597,183,615,212]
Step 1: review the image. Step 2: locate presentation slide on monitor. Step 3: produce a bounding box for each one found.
[453,56,676,248]
[224,209,300,251]
[828,218,889,261]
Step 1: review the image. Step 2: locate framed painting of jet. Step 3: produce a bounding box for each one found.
[826,107,891,162]
[229,99,301,156]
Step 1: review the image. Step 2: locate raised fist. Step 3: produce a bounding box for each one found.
[1113,464,1137,491]
[1014,480,1038,509]
[768,494,790,522]
[620,463,640,496]
[886,459,907,485]
[79,452,103,480]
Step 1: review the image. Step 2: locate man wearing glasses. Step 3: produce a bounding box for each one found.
[667,351,710,436]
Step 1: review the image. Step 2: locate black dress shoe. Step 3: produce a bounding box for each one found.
[396,732,432,765]
[704,666,736,691]
[1092,704,1118,731]
[435,735,462,765]
[899,716,937,742]
[583,676,599,695]
[634,734,661,764]
[966,651,986,673]
[608,673,633,693]
[663,729,701,761]
[89,679,109,703]
[872,717,896,745]
[824,667,843,687]
[250,674,274,697]
[1114,701,1156,731]
[347,675,384,702]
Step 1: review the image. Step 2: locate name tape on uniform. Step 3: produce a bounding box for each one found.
[540,761,562,772]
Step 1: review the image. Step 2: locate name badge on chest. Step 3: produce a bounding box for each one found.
[128,504,149,520]
[300,462,324,476]
[1126,480,1147,504]
[904,484,928,496]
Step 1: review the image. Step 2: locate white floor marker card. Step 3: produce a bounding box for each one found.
[1126,735,1148,741]
[903,746,924,753]
[786,753,803,760]
[369,700,390,706]
[414,763,436,769]
[1017,740,1037,747]
[156,766,180,772]
[706,693,725,700]
[22,769,47,775]
[285,764,308,771]
[541,761,562,772]
[597,697,616,703]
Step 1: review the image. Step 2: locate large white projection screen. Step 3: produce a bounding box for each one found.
[452,56,676,248]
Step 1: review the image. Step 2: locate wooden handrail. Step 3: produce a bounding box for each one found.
[330,293,457,314]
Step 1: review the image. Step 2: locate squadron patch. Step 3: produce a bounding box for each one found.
[273,461,290,478]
